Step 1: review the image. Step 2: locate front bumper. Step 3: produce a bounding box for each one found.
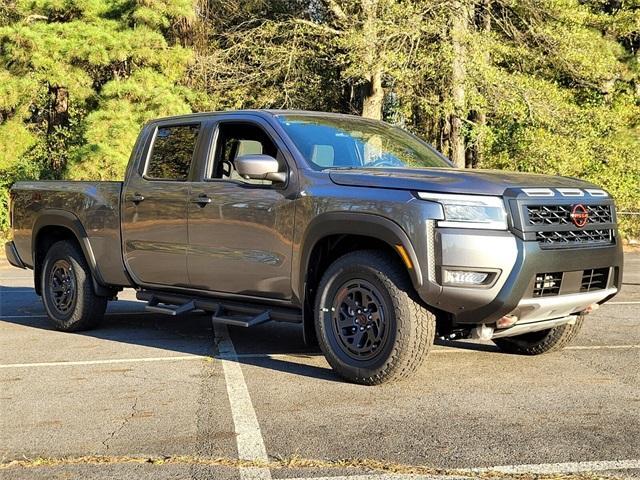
[491,315,577,339]
[510,286,617,323]
[490,286,616,339]
[418,229,623,326]
[4,241,26,269]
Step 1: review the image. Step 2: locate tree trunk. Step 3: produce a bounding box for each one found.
[362,68,384,120]
[47,85,69,134]
[449,0,469,168]
[467,110,486,168]
[468,0,491,168]
[47,84,69,175]
[360,0,384,120]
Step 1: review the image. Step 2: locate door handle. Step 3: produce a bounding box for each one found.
[131,193,145,204]
[191,195,212,207]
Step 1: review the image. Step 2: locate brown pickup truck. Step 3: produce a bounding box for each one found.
[5,110,623,384]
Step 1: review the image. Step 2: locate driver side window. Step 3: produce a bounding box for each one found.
[209,122,284,186]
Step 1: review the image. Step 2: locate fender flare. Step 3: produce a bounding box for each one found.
[32,210,109,295]
[296,212,423,299]
[296,212,423,345]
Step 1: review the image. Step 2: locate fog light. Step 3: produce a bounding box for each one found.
[496,314,518,329]
[443,270,489,286]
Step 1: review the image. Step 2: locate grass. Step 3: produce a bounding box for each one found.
[0,454,623,479]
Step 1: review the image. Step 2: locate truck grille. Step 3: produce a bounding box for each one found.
[530,268,610,297]
[536,228,613,246]
[526,204,612,226]
[581,268,609,292]
[532,272,562,297]
[524,204,614,248]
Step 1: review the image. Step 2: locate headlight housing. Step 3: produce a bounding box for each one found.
[417,192,508,230]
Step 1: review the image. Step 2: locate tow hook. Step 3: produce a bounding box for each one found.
[471,324,494,340]
[437,329,471,341]
[581,303,600,315]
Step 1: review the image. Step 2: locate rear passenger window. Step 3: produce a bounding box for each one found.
[146,124,200,180]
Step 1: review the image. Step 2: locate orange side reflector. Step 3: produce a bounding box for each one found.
[395,244,413,270]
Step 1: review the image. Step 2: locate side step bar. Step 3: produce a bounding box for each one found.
[136,290,301,326]
[145,297,196,316]
[211,305,271,328]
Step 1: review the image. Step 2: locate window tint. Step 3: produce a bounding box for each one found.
[276,115,450,170]
[237,140,263,156]
[146,124,200,180]
[208,123,283,185]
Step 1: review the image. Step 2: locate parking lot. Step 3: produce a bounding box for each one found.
[1,255,639,480]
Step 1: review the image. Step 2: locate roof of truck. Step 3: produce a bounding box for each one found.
[148,109,367,123]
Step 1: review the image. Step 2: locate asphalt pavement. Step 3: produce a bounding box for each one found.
[0,254,639,480]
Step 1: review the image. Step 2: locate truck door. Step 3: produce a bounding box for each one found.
[186,118,296,299]
[122,121,204,287]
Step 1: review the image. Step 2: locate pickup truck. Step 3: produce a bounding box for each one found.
[5,110,623,384]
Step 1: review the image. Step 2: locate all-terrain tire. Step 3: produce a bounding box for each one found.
[493,315,584,355]
[41,240,107,331]
[314,250,436,385]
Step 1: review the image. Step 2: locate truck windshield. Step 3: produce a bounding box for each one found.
[276,114,451,170]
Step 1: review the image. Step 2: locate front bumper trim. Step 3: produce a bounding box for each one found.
[513,287,617,323]
[492,315,576,339]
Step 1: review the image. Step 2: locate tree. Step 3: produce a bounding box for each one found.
[448,0,471,167]
[0,0,198,229]
[0,0,638,239]
[187,0,343,113]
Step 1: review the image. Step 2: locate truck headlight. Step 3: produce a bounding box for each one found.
[417,192,508,230]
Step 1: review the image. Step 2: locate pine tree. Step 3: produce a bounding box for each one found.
[0,0,638,238]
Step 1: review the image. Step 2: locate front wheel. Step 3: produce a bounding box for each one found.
[493,315,584,355]
[314,250,436,385]
[41,240,107,331]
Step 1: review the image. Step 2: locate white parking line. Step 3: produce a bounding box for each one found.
[280,459,640,479]
[216,343,640,361]
[0,355,207,369]
[2,343,637,370]
[214,323,271,480]
[283,476,462,480]
[566,344,640,350]
[469,458,640,474]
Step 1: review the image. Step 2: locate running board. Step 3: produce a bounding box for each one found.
[136,290,300,324]
[211,305,271,328]
[145,297,196,316]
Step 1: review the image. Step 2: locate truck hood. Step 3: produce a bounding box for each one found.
[328,168,596,196]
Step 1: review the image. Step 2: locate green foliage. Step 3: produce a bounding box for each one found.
[0,0,638,239]
[0,0,196,229]
[69,69,194,179]
[467,0,640,238]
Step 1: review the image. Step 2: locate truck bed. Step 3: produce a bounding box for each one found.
[10,181,131,287]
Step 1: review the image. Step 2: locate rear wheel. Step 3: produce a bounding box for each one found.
[41,240,107,331]
[314,250,436,385]
[493,315,584,355]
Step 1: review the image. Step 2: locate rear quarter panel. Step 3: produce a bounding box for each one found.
[11,181,130,286]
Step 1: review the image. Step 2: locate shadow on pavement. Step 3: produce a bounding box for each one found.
[435,338,499,352]
[0,285,343,382]
[1,285,509,382]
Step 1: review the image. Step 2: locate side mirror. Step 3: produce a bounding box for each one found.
[235,154,286,183]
